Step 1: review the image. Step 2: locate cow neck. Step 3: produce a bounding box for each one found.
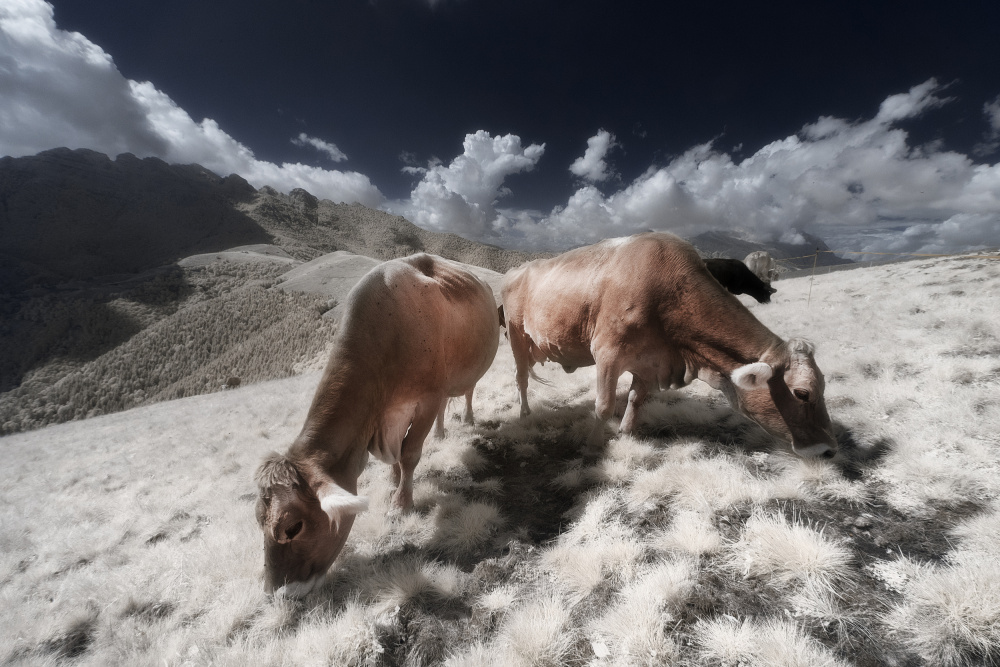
[291,346,383,481]
[673,289,783,375]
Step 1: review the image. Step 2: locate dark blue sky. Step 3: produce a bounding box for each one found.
[50,0,1000,209]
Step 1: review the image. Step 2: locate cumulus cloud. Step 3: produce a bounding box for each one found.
[569,129,617,182]
[0,0,382,206]
[291,133,348,162]
[496,79,1000,257]
[0,0,165,158]
[389,131,544,238]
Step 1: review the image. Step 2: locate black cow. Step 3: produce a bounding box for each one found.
[704,258,777,304]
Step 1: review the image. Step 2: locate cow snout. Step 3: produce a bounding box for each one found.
[273,575,322,600]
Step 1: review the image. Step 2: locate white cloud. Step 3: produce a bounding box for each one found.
[291,133,348,162]
[0,0,166,158]
[497,79,1000,257]
[569,129,617,182]
[0,0,382,206]
[389,131,544,238]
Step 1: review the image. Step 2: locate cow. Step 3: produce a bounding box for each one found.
[254,253,500,598]
[744,250,780,283]
[500,232,836,459]
[704,257,777,303]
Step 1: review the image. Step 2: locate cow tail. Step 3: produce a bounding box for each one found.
[528,367,552,386]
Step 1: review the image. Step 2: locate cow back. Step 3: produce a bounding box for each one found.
[338,253,499,397]
[501,233,756,365]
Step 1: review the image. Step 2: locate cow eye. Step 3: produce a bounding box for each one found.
[793,389,810,401]
[284,521,304,540]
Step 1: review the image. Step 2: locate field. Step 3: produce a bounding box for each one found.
[2,252,999,666]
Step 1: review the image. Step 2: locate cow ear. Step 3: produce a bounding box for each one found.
[317,483,369,531]
[731,362,773,390]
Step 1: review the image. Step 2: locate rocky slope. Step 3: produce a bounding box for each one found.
[241,186,547,273]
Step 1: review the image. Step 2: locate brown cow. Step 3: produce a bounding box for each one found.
[501,232,836,458]
[254,253,500,598]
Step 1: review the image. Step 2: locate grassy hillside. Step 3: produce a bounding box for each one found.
[1,251,998,666]
[0,259,336,435]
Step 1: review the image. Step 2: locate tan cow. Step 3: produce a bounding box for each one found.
[254,253,499,598]
[744,250,780,283]
[501,232,836,458]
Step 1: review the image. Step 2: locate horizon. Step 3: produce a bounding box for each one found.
[2,0,999,255]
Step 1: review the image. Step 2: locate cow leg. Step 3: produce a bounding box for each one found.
[588,361,619,451]
[463,387,475,425]
[392,401,438,511]
[620,375,649,435]
[434,400,446,439]
[508,326,533,417]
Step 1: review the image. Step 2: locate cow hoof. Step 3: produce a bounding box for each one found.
[391,493,414,513]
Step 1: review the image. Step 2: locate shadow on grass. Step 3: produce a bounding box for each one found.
[262,391,921,666]
[834,426,895,481]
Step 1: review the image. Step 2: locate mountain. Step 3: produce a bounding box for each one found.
[242,186,545,274]
[0,148,268,292]
[0,149,544,295]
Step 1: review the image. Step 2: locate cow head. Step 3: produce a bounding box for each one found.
[254,452,368,598]
[753,284,777,304]
[729,338,837,458]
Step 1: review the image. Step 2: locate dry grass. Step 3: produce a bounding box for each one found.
[2,251,1000,665]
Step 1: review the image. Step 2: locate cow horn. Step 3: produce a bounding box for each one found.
[317,484,369,531]
[731,362,773,390]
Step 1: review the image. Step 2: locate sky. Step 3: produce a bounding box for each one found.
[2,0,999,256]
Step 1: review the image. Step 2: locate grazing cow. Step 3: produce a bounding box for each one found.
[704,257,777,303]
[744,250,780,283]
[254,254,500,597]
[501,232,836,458]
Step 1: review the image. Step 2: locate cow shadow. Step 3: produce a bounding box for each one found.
[827,426,894,482]
[288,398,603,597]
